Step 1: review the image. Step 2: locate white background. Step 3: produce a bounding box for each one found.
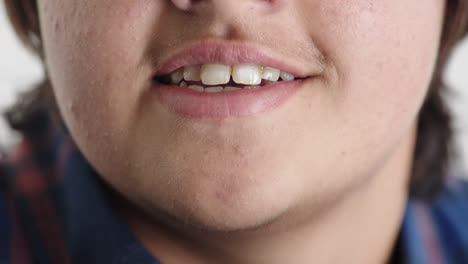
[0,2,467,172]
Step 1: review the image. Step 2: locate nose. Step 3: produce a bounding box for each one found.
[170,0,195,11]
[170,0,286,15]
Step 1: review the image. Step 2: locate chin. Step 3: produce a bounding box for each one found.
[134,166,300,233]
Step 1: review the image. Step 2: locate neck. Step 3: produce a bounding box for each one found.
[121,129,415,264]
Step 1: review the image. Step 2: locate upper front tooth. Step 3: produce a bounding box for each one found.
[261,67,280,81]
[280,71,295,81]
[170,68,184,83]
[200,64,231,85]
[232,64,261,85]
[184,65,201,82]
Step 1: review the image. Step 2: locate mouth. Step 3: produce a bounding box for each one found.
[154,63,306,93]
[150,40,316,118]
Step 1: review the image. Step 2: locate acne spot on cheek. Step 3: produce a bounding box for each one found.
[233,144,249,156]
[264,0,287,10]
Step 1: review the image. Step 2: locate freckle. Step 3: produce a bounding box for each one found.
[68,102,76,113]
[233,145,249,156]
[215,191,224,200]
[53,20,60,32]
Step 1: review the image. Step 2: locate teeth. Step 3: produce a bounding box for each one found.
[167,64,298,89]
[170,68,184,83]
[261,67,280,81]
[244,85,261,89]
[188,85,204,92]
[183,65,201,82]
[200,64,231,85]
[232,64,262,85]
[280,71,295,81]
[224,86,242,92]
[205,86,224,93]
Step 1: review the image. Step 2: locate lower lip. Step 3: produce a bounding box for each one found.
[152,79,307,118]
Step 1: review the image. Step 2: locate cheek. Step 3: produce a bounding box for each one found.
[312,0,444,131]
[288,0,445,178]
[39,0,160,142]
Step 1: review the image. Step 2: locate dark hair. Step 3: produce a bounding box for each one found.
[3,0,468,200]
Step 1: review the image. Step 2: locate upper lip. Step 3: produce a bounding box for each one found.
[153,39,317,78]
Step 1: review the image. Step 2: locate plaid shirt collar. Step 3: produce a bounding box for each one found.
[2,108,158,264]
[1,108,468,263]
[60,145,158,263]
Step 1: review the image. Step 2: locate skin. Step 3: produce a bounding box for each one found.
[37,0,445,263]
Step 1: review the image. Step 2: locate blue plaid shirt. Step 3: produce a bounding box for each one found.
[1,108,468,263]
